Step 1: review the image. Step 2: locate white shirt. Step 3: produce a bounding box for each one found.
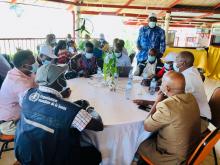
[142,60,157,77]
[116,53,131,67]
[182,67,211,119]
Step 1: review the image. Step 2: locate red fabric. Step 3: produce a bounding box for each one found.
[157,67,166,78]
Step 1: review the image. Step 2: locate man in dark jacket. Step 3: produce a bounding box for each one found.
[15,64,103,165]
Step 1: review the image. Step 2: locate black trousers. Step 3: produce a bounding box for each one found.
[79,146,102,165]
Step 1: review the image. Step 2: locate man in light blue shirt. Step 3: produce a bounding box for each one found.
[136,13,166,64]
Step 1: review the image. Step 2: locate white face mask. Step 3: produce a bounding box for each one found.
[164,63,171,70]
[115,52,122,58]
[173,62,180,72]
[149,21,156,28]
[85,53,93,59]
[68,47,75,54]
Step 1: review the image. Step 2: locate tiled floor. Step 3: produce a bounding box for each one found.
[0,78,220,165]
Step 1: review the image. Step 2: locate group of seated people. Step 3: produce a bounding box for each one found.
[0,33,213,165]
[132,51,211,165]
[35,33,132,78]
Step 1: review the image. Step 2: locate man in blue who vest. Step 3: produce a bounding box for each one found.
[136,13,166,64]
[15,64,103,165]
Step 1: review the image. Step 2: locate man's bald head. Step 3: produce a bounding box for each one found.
[161,71,185,96]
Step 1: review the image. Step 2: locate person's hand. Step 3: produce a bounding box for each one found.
[148,75,154,79]
[86,107,102,121]
[61,87,71,98]
[74,99,90,110]
[133,99,148,106]
[155,90,166,102]
[83,70,90,78]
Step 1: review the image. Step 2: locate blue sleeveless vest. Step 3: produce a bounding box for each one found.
[15,88,82,165]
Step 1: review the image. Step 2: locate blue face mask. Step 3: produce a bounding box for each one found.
[148,55,156,63]
[42,60,51,65]
[24,63,38,74]
[149,22,156,28]
[115,52,122,58]
[31,63,39,73]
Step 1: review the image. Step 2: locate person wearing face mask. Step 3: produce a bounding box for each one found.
[114,40,131,67]
[45,33,57,48]
[173,51,211,133]
[15,64,103,165]
[134,48,163,77]
[0,50,37,135]
[136,13,166,64]
[92,39,104,68]
[38,44,58,66]
[77,41,97,77]
[66,34,77,55]
[132,71,200,165]
[156,52,177,79]
[98,33,108,49]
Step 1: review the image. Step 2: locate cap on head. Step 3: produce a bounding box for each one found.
[161,52,177,62]
[148,13,157,19]
[39,45,58,59]
[35,64,68,86]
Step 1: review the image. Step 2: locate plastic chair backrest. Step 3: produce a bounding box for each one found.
[187,127,220,165]
[140,153,154,165]
[209,87,220,127]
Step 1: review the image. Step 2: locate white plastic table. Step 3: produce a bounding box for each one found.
[67,77,156,165]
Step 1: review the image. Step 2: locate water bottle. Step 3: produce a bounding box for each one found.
[141,72,148,86]
[128,69,133,82]
[125,80,133,100]
[97,67,102,82]
[149,78,157,95]
[143,72,148,80]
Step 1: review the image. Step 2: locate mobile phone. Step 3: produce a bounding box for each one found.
[138,105,151,112]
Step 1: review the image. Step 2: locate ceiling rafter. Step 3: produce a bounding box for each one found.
[115,0,136,14]
[46,0,220,13]
[173,13,214,25]
[214,2,220,9]
[158,0,182,17]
